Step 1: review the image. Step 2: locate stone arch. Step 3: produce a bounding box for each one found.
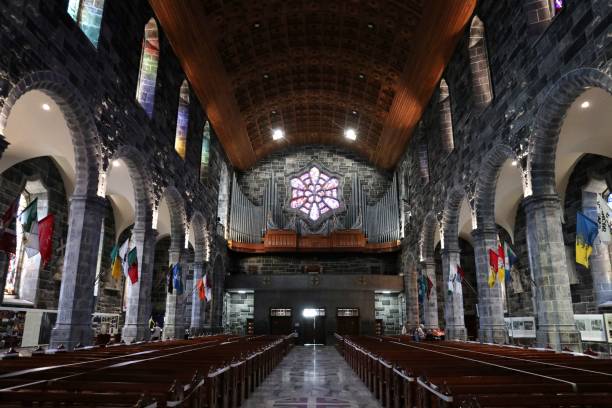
[474,144,520,231]
[419,211,439,261]
[441,186,467,251]
[210,254,225,326]
[190,211,208,263]
[0,71,101,197]
[160,186,186,250]
[439,79,454,153]
[111,145,154,230]
[528,68,612,196]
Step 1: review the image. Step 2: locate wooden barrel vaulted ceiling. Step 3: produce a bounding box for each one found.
[149,0,477,170]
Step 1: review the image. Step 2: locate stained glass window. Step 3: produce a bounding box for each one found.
[200,121,211,182]
[289,166,340,222]
[68,0,106,47]
[174,80,190,159]
[136,19,159,118]
[550,0,564,16]
[607,192,612,210]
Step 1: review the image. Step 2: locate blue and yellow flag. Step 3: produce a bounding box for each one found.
[576,212,598,268]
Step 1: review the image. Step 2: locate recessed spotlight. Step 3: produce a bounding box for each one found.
[511,160,518,166]
[112,160,121,168]
[41,103,51,111]
[580,101,590,109]
[367,23,374,29]
[263,73,269,79]
[344,128,357,141]
[253,22,261,28]
[271,110,277,115]
[358,73,365,80]
[351,110,358,116]
[272,128,284,140]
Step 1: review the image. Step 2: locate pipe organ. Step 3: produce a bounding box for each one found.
[228,167,401,252]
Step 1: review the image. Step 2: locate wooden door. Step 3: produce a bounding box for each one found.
[336,316,360,336]
[301,316,326,345]
[270,316,293,335]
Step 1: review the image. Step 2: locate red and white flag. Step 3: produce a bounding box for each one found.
[38,214,54,268]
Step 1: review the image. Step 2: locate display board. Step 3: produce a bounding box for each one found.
[504,317,536,338]
[575,314,608,342]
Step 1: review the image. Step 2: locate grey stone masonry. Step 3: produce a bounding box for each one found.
[524,195,581,351]
[403,267,420,328]
[441,249,467,340]
[122,227,157,343]
[375,293,402,335]
[471,228,506,344]
[0,133,7,159]
[226,292,254,335]
[163,248,186,340]
[581,191,612,311]
[50,195,106,350]
[190,261,206,332]
[422,260,439,329]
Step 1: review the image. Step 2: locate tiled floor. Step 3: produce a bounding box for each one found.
[242,345,382,408]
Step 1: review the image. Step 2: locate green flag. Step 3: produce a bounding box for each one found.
[20,198,38,232]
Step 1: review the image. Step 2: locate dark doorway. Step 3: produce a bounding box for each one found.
[336,308,360,336]
[300,308,326,345]
[464,314,479,341]
[270,308,293,335]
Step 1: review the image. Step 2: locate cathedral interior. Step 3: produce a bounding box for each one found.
[0,0,611,407]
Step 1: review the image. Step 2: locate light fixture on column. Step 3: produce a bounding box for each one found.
[580,101,590,109]
[41,103,51,111]
[272,128,284,141]
[112,159,121,168]
[344,128,357,141]
[511,160,518,166]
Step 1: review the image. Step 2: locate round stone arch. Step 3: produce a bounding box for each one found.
[441,186,468,251]
[190,211,208,264]
[419,211,439,261]
[0,71,101,197]
[474,144,522,231]
[111,145,154,230]
[159,186,186,251]
[528,67,612,197]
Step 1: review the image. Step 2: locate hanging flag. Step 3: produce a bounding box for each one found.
[118,239,130,279]
[172,263,183,295]
[1,197,19,228]
[506,244,518,284]
[596,194,611,243]
[127,247,138,284]
[418,275,426,303]
[205,270,212,302]
[166,265,174,294]
[488,249,497,288]
[497,243,506,283]
[576,211,599,268]
[19,198,38,232]
[426,274,433,299]
[37,214,54,268]
[456,264,465,283]
[110,245,122,280]
[197,276,205,301]
[24,220,39,258]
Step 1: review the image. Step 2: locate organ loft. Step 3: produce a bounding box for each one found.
[0,0,611,406]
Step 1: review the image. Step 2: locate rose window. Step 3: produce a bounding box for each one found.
[289,166,341,222]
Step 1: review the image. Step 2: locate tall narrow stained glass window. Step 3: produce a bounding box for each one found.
[174,80,190,159]
[136,18,159,118]
[289,166,342,223]
[67,0,106,47]
[200,121,211,182]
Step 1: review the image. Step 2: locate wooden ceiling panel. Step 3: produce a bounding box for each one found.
[149,0,476,170]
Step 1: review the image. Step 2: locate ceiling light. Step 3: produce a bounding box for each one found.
[237,290,246,294]
[112,160,121,168]
[272,128,284,140]
[41,103,51,111]
[253,22,261,28]
[358,74,365,80]
[344,128,357,141]
[367,23,374,29]
[511,160,518,166]
[263,73,269,79]
[580,101,590,109]
[351,110,358,115]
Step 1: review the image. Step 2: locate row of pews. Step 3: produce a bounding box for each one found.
[0,334,295,407]
[336,334,612,408]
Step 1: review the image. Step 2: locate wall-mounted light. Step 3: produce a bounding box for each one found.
[344,128,357,141]
[112,159,121,168]
[580,101,590,109]
[511,160,518,166]
[272,128,284,141]
[41,103,51,111]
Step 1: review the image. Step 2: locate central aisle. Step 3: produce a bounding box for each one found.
[242,345,382,408]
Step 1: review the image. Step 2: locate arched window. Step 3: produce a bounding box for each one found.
[200,121,211,182]
[468,16,494,109]
[525,0,563,35]
[174,80,190,159]
[136,18,160,118]
[439,79,454,154]
[67,0,106,47]
[418,142,430,184]
[217,163,230,237]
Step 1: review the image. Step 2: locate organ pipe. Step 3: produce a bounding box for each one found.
[229,174,263,243]
[366,173,400,243]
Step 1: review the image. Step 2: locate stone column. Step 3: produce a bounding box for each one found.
[190,261,206,333]
[441,249,467,340]
[121,227,157,343]
[50,195,106,350]
[422,260,439,329]
[471,228,506,344]
[163,247,186,340]
[523,194,581,351]
[582,190,612,309]
[403,266,420,328]
[0,133,8,160]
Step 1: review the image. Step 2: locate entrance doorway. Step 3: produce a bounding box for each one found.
[300,308,326,345]
[270,308,293,335]
[336,308,360,336]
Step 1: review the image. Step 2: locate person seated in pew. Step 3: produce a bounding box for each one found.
[151,322,162,341]
[413,324,425,342]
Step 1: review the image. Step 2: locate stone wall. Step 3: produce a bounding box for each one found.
[223,292,254,335]
[375,293,401,335]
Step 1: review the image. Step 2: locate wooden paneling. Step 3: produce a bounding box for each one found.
[149,0,477,170]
